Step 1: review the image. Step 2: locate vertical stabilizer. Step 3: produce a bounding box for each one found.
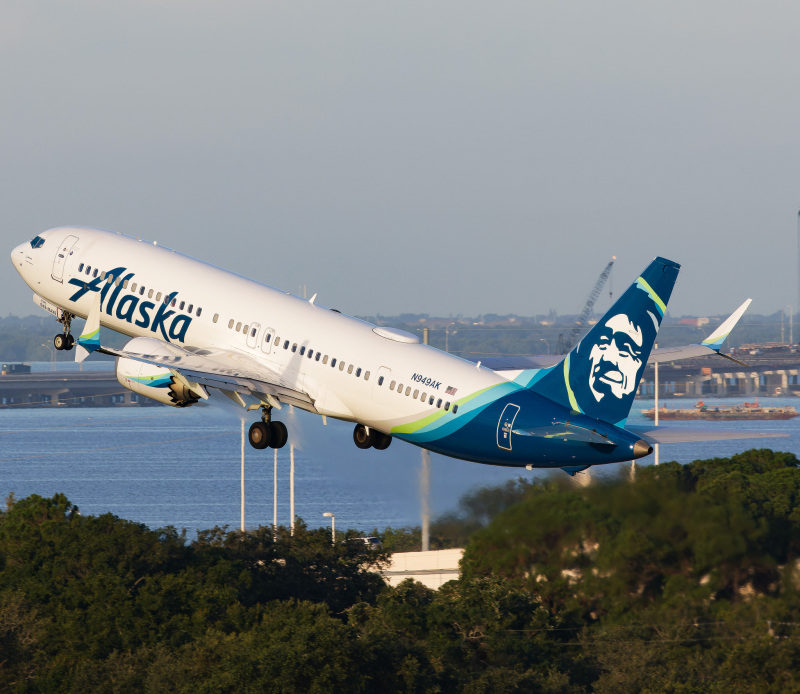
[529,257,680,425]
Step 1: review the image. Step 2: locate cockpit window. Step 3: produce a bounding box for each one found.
[29,236,45,249]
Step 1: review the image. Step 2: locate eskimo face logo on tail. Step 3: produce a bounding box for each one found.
[566,285,661,424]
[588,314,644,402]
[68,266,192,344]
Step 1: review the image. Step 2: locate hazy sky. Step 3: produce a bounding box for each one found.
[3,1,800,320]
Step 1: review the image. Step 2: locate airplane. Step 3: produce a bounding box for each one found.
[10,227,784,475]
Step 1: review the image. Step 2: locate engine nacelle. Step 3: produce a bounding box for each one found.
[116,337,201,408]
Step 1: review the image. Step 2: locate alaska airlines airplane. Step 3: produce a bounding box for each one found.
[10,227,779,475]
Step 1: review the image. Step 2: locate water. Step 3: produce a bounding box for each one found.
[1,395,798,535]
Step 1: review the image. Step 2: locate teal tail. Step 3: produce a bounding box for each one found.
[529,257,680,426]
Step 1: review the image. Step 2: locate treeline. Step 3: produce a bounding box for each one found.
[4,449,800,691]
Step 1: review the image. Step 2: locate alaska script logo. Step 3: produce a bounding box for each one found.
[68,266,192,343]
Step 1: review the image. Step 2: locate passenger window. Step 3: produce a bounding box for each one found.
[429,396,434,405]
[437,399,442,408]
[316,353,321,362]
[405,386,411,396]
[86,266,91,274]
[243,325,249,334]
[131,283,137,292]
[251,328,257,338]
[390,380,396,390]
[228,319,234,329]
[149,289,154,299]
[139,286,145,296]
[299,346,305,355]
[364,371,369,380]
[187,303,192,312]
[101,271,106,280]
[378,376,384,386]
[264,334,271,343]
[355,368,361,377]
[322,355,328,364]
[115,278,120,287]
[444,402,450,411]
[284,340,289,349]
[347,364,353,374]
[123,279,129,288]
[78,263,84,272]
[453,405,459,414]
[197,307,202,317]
[213,314,219,323]
[331,358,337,367]
[236,322,242,331]
[179,301,185,310]
[292,344,297,352]
[157,292,162,301]
[172,299,176,307]
[421,392,426,401]
[307,350,313,358]
[93,269,98,277]
[339,362,345,371]
[413,389,419,399]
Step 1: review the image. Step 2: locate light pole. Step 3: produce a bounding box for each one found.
[42,342,55,371]
[538,338,550,354]
[323,512,335,544]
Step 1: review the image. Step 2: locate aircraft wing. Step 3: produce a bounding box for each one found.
[626,424,788,444]
[75,294,314,409]
[648,298,751,366]
[470,299,752,373]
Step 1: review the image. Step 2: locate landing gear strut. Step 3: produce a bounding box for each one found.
[248,405,288,450]
[53,312,75,351]
[353,424,392,451]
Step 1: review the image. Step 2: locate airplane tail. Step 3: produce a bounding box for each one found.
[528,257,680,426]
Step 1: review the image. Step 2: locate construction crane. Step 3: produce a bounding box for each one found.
[558,257,615,354]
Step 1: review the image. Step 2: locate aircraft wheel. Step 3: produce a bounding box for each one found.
[372,432,392,451]
[269,421,288,449]
[54,334,67,351]
[248,421,271,450]
[353,424,372,450]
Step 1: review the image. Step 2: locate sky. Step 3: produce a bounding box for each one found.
[3,1,800,320]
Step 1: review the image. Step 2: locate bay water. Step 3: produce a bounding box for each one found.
[2,367,798,535]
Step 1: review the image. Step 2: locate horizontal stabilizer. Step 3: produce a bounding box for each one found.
[626,424,788,444]
[514,423,618,446]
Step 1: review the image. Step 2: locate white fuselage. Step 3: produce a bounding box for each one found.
[11,227,507,432]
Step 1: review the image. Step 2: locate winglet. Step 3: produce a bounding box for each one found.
[701,298,752,352]
[75,292,102,363]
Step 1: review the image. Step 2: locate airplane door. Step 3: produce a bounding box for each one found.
[261,327,275,354]
[246,322,261,349]
[497,403,520,451]
[51,234,79,282]
[373,366,391,400]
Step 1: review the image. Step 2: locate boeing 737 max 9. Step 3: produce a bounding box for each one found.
[10,227,783,475]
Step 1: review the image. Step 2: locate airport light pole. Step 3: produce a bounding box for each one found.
[323,512,335,544]
[240,420,245,532]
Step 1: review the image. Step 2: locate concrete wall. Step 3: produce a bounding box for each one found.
[380,548,464,589]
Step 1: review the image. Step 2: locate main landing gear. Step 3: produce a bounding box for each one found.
[248,406,288,450]
[53,312,75,351]
[353,424,392,451]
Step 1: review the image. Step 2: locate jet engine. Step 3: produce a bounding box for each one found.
[115,337,204,407]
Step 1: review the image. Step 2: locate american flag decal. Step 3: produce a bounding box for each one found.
[445,386,458,396]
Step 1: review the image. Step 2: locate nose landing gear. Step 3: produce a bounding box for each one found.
[248,406,288,450]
